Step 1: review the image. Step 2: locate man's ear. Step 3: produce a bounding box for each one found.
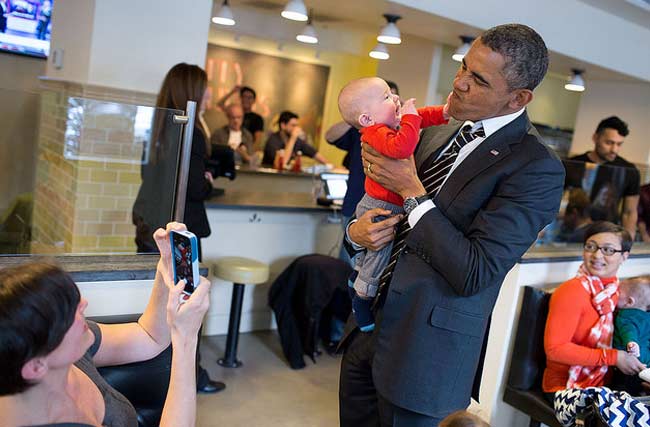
[508,89,533,110]
[21,357,48,382]
[358,113,374,127]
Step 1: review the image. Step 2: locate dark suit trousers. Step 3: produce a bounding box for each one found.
[339,326,444,427]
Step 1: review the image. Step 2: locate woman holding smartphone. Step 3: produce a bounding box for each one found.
[0,223,209,427]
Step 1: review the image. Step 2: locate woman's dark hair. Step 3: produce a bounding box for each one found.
[152,63,209,163]
[0,263,80,395]
[583,221,633,253]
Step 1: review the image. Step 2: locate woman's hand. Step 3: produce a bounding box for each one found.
[616,350,646,375]
[154,222,187,290]
[348,209,403,251]
[166,276,212,342]
[361,143,425,199]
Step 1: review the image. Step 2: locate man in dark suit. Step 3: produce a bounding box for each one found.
[339,24,565,426]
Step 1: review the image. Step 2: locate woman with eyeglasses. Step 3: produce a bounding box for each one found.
[542,221,645,402]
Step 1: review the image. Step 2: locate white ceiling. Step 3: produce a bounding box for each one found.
[226,0,645,83]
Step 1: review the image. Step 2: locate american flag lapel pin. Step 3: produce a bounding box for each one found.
[490,149,499,156]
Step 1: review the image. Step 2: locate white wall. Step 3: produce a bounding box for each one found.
[47,0,213,93]
[570,80,650,165]
[392,0,650,82]
[46,0,94,83]
[376,33,441,104]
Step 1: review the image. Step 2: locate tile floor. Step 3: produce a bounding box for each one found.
[197,331,341,427]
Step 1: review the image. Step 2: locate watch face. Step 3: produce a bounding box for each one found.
[404,197,418,214]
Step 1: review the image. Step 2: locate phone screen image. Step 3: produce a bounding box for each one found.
[171,231,199,295]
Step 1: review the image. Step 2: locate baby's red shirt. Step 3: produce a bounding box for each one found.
[359,105,447,206]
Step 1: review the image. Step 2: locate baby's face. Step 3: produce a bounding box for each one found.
[362,79,401,129]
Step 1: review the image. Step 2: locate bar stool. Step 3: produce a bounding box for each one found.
[213,256,269,368]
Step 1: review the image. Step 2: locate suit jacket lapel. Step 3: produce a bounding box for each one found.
[415,120,463,171]
[434,112,530,210]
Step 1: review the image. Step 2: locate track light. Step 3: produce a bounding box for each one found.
[212,0,235,26]
[377,14,401,45]
[452,36,474,62]
[565,69,585,92]
[296,9,318,44]
[281,0,308,22]
[369,43,389,60]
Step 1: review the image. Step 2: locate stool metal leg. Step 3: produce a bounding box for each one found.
[218,283,245,368]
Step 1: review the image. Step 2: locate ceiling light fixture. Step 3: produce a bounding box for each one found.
[565,69,585,92]
[377,14,401,45]
[296,9,318,44]
[369,43,389,60]
[452,36,474,62]
[212,0,235,26]
[281,0,308,22]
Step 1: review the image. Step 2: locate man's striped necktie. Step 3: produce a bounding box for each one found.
[373,124,486,306]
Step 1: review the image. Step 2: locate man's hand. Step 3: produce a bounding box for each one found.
[400,98,417,116]
[362,143,425,199]
[349,208,403,251]
[616,350,646,375]
[290,126,305,140]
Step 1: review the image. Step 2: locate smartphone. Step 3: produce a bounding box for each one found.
[170,230,199,296]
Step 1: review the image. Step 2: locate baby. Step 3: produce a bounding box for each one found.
[440,410,490,427]
[338,77,449,331]
[614,275,650,364]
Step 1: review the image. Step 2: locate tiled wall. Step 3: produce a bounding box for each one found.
[31,79,157,254]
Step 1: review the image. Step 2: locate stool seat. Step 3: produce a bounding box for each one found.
[213,257,269,285]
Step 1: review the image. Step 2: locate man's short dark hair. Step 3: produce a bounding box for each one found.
[480,24,548,91]
[386,80,399,95]
[239,86,256,99]
[278,111,298,126]
[0,263,80,395]
[596,116,629,137]
[583,221,633,252]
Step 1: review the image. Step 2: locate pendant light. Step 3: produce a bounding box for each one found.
[377,14,401,45]
[281,0,308,22]
[296,9,318,44]
[452,36,474,62]
[565,69,585,92]
[212,0,235,26]
[369,43,389,60]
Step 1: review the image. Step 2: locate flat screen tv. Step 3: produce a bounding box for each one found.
[0,0,53,58]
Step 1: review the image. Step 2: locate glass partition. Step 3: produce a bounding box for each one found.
[0,87,185,255]
[534,159,650,248]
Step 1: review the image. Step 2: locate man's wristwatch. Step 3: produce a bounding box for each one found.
[403,194,430,215]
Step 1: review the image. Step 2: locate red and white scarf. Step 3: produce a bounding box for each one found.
[566,264,619,389]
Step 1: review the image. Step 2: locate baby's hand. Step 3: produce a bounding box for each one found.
[401,98,417,116]
[628,341,641,358]
[442,92,453,120]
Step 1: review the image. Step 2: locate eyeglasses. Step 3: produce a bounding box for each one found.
[583,241,626,256]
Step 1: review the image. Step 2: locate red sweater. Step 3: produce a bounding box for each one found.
[542,276,619,392]
[359,106,447,206]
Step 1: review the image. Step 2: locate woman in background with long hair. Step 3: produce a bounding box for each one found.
[132,63,223,394]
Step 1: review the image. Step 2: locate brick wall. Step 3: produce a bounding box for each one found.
[31,79,161,254]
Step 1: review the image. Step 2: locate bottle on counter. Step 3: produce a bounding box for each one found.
[274,149,285,171]
[291,150,302,172]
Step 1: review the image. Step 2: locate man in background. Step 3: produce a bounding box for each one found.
[262,111,329,168]
[211,104,255,166]
[565,116,640,238]
[217,85,265,150]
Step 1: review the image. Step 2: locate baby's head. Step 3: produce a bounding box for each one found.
[338,77,401,130]
[440,411,490,427]
[618,275,650,311]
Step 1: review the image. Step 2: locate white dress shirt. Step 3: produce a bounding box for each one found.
[407,108,525,227]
